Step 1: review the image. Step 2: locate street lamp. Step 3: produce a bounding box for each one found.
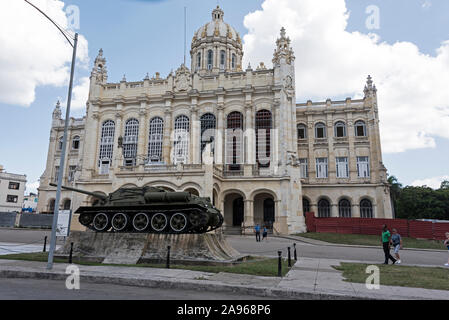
[24,0,78,270]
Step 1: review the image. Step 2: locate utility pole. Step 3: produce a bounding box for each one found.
[23,0,78,270]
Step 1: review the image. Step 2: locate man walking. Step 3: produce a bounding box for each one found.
[391,228,403,264]
[381,224,397,265]
[254,224,261,242]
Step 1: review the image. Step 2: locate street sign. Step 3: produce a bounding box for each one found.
[56,210,72,237]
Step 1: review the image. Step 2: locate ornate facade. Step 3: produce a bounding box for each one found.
[37,7,392,234]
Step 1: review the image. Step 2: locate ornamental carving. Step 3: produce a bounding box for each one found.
[174,64,191,92]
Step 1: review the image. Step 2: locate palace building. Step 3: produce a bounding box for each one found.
[37,6,393,234]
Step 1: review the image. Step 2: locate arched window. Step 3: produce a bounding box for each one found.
[173,115,190,164]
[72,136,80,150]
[360,199,373,218]
[338,199,352,217]
[197,52,201,70]
[302,198,310,213]
[256,110,272,168]
[231,54,236,70]
[318,199,331,218]
[207,50,213,70]
[334,121,346,137]
[220,50,226,70]
[123,118,139,166]
[297,124,307,139]
[226,112,243,170]
[58,137,63,150]
[148,117,164,164]
[98,120,115,174]
[315,122,326,138]
[355,120,367,137]
[200,113,216,162]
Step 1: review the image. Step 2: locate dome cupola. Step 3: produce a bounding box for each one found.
[191,6,243,74]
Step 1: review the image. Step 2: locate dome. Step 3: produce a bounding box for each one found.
[192,6,242,47]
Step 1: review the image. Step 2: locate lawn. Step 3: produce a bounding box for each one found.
[334,263,449,291]
[297,232,446,250]
[0,252,291,277]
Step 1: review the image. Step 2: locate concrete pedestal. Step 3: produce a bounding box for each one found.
[56,231,243,265]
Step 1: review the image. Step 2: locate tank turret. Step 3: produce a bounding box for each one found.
[51,183,223,234]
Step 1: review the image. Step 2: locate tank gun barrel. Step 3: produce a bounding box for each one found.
[49,183,108,201]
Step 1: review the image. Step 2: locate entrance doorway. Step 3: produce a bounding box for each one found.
[232,197,244,226]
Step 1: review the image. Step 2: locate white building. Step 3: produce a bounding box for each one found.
[37,6,392,234]
[0,165,27,213]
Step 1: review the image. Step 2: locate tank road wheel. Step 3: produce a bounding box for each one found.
[111,213,129,232]
[189,211,208,230]
[151,213,168,233]
[133,213,150,232]
[79,213,94,226]
[170,213,188,233]
[93,213,110,232]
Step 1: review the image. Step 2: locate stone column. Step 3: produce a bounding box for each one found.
[216,106,225,167]
[137,101,147,166]
[191,107,199,164]
[244,199,254,227]
[113,110,123,170]
[163,109,172,165]
[81,111,99,179]
[245,104,255,166]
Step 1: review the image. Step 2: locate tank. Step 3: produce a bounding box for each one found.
[49,183,223,234]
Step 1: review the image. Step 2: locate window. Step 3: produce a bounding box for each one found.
[336,157,349,178]
[297,124,307,139]
[355,121,367,137]
[54,166,60,183]
[123,118,139,166]
[8,182,20,190]
[173,115,190,164]
[231,54,236,70]
[220,50,226,70]
[357,156,370,178]
[334,121,346,137]
[98,120,115,173]
[318,199,331,217]
[256,110,272,168]
[6,195,18,203]
[63,199,71,211]
[148,117,164,163]
[338,199,352,217]
[315,123,326,138]
[299,158,308,178]
[72,136,80,150]
[200,113,216,162]
[207,50,213,70]
[316,158,328,178]
[58,137,63,150]
[360,199,373,218]
[68,166,76,182]
[48,199,55,212]
[197,52,201,70]
[302,198,310,213]
[226,111,243,170]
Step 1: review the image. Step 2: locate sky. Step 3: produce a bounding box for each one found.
[0,0,448,194]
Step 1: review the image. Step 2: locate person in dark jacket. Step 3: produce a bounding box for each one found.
[381,225,397,265]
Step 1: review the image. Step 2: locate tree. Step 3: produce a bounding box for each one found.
[440,180,449,190]
[387,175,403,218]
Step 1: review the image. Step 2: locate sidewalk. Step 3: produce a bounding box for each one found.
[0,258,447,300]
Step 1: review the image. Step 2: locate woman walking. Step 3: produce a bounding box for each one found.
[444,232,449,267]
[381,225,397,265]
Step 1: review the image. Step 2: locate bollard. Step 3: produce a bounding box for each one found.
[69,242,73,264]
[43,236,47,253]
[166,245,171,269]
[293,243,297,261]
[288,247,292,267]
[277,251,282,277]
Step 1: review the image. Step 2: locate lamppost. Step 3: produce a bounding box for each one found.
[24,0,78,270]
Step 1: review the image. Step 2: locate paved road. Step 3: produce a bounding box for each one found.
[0,278,275,300]
[225,235,448,267]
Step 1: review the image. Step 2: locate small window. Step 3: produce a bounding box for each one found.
[316,158,328,178]
[336,157,349,178]
[315,123,326,138]
[8,182,20,190]
[6,195,18,203]
[355,121,367,137]
[68,166,76,182]
[357,156,370,178]
[299,159,308,178]
[207,50,213,70]
[197,52,201,70]
[72,136,80,150]
[220,50,226,70]
[334,121,346,137]
[297,124,307,139]
[58,137,64,150]
[231,54,236,70]
[360,199,373,218]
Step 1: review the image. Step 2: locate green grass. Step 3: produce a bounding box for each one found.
[297,232,446,250]
[0,252,291,277]
[334,263,449,291]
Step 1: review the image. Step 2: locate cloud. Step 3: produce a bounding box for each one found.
[422,1,432,9]
[242,0,449,153]
[0,0,89,107]
[411,175,449,189]
[61,76,90,111]
[26,181,40,194]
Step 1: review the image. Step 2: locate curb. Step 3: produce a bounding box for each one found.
[0,267,370,300]
[273,235,448,253]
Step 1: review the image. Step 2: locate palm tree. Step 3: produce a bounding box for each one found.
[387,175,402,218]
